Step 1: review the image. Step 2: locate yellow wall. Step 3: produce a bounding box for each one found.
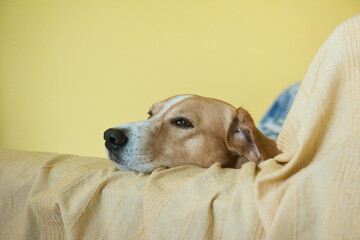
[1,1,359,157]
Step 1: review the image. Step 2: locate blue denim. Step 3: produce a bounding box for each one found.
[258,82,300,141]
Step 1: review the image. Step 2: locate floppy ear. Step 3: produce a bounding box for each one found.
[226,107,280,168]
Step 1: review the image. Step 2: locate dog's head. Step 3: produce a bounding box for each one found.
[104,95,280,172]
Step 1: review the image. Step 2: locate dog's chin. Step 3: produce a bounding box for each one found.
[107,152,126,168]
[106,150,158,173]
[106,151,142,172]
[112,161,132,171]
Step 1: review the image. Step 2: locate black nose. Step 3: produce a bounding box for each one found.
[104,128,128,150]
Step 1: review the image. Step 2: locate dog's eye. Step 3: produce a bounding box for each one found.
[171,118,194,128]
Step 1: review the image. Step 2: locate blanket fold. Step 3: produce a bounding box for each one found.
[0,151,272,240]
[256,15,360,240]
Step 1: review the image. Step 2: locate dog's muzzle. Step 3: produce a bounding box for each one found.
[104,128,128,150]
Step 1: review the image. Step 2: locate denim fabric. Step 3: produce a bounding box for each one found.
[258,82,300,141]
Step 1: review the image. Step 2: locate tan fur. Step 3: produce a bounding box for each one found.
[142,96,281,169]
[105,95,281,172]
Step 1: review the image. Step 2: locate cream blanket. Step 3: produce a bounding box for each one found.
[1,15,359,240]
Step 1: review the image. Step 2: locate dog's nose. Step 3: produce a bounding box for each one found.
[104,128,128,150]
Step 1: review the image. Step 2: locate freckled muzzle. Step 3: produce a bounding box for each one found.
[104,128,128,150]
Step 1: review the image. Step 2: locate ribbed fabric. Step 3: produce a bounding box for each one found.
[0,15,360,240]
[0,151,268,240]
[257,15,360,239]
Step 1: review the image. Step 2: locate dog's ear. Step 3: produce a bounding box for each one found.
[226,107,280,168]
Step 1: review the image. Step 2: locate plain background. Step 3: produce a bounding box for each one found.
[1,0,359,158]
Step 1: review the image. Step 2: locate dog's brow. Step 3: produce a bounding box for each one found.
[148,95,194,120]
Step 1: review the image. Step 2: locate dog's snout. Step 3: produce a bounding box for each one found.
[104,128,128,150]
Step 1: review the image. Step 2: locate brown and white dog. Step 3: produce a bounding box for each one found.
[104,95,280,173]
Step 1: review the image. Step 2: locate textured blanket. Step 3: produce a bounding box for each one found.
[1,15,359,240]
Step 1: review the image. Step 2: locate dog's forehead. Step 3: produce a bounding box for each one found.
[162,95,195,108]
[152,95,194,116]
[157,95,235,117]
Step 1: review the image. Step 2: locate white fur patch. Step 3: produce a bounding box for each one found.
[152,95,194,120]
[109,94,194,172]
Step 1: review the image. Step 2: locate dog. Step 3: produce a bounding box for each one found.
[104,95,281,173]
